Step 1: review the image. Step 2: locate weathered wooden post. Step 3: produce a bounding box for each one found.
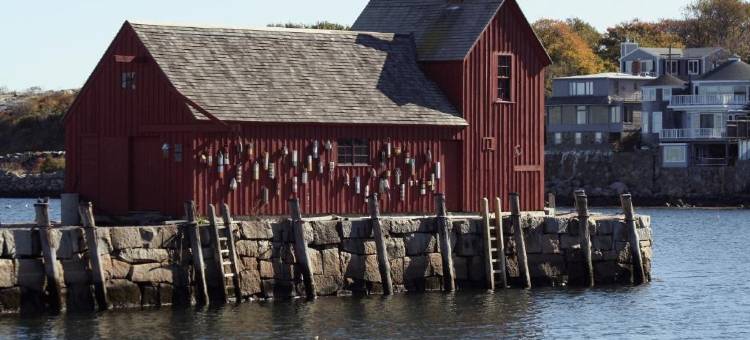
[369,194,393,295]
[621,194,646,285]
[547,193,556,216]
[36,200,63,312]
[288,198,317,299]
[494,197,508,289]
[481,198,494,290]
[510,193,531,289]
[184,201,208,306]
[434,193,456,292]
[575,192,595,287]
[79,202,109,310]
[573,189,585,211]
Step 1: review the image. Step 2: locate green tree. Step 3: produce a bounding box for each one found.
[682,0,750,58]
[566,18,601,52]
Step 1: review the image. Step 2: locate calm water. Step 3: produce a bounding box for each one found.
[1,200,749,339]
[0,198,61,225]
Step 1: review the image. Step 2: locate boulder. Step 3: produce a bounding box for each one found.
[11,229,40,257]
[309,220,341,245]
[236,240,272,260]
[54,228,85,259]
[94,228,113,255]
[451,219,480,235]
[130,263,177,284]
[107,279,141,308]
[0,260,15,288]
[543,216,569,234]
[240,257,258,272]
[108,258,132,280]
[240,220,275,240]
[389,258,404,285]
[541,234,561,254]
[272,243,296,264]
[116,248,171,264]
[403,233,437,256]
[61,255,90,284]
[455,234,482,257]
[384,218,435,234]
[342,239,377,255]
[342,253,380,282]
[309,249,323,275]
[156,226,181,249]
[239,270,262,296]
[258,259,295,280]
[321,248,342,277]
[314,275,343,296]
[386,238,406,259]
[403,255,442,280]
[110,227,143,250]
[139,227,158,248]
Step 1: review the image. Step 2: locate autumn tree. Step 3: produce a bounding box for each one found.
[599,20,685,67]
[533,19,607,93]
[682,0,750,58]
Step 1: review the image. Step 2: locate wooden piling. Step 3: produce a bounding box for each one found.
[494,197,508,289]
[220,204,242,302]
[434,193,456,292]
[481,198,494,290]
[184,201,208,305]
[510,193,531,289]
[36,200,63,312]
[369,194,393,295]
[288,198,317,299]
[547,193,556,216]
[79,202,109,310]
[621,194,646,285]
[575,192,595,287]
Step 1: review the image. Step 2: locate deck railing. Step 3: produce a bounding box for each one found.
[660,128,726,140]
[670,94,748,107]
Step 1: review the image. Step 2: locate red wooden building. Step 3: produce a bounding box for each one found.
[64,0,550,217]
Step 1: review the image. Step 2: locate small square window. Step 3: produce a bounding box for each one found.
[121,72,136,90]
[337,139,369,165]
[482,137,496,151]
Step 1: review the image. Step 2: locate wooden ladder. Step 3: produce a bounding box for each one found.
[207,203,242,303]
[482,198,508,290]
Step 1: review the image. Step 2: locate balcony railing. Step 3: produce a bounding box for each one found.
[670,94,749,107]
[660,128,726,140]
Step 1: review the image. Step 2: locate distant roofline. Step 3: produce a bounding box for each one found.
[127,20,394,37]
[554,73,656,81]
[620,46,725,61]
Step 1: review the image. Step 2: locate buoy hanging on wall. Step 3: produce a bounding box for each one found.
[420,181,427,196]
[263,152,270,171]
[217,151,225,180]
[364,184,370,198]
[292,176,298,194]
[405,151,411,165]
[282,145,289,159]
[224,147,231,165]
[324,140,333,152]
[400,183,406,201]
[261,187,269,205]
[329,161,336,181]
[253,161,260,181]
[292,150,299,167]
[318,162,324,176]
[430,173,436,192]
[301,171,309,185]
[161,144,170,159]
[229,178,238,191]
[200,152,208,165]
[409,179,415,188]
[312,140,319,159]
[247,142,254,159]
[236,165,243,183]
[344,172,351,187]
[386,142,392,159]
[394,145,402,156]
[354,176,361,194]
[409,159,416,177]
[435,161,441,180]
[395,168,401,186]
[307,155,313,172]
[370,167,377,178]
[426,148,433,163]
[207,154,213,167]
[268,163,276,180]
[237,142,243,159]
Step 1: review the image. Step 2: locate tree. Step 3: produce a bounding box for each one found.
[599,20,685,68]
[566,18,601,52]
[267,21,350,31]
[682,0,750,58]
[533,19,607,93]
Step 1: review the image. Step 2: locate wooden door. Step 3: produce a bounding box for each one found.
[99,138,130,214]
[441,141,462,212]
[130,137,164,212]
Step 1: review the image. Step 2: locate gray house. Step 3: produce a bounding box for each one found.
[546,73,654,151]
[640,74,688,146]
[620,41,731,80]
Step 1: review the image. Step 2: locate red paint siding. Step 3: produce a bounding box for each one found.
[423,0,548,212]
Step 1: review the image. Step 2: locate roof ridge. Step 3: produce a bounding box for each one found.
[128,21,395,37]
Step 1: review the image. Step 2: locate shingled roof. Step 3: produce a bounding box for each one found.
[129,22,466,126]
[699,59,750,81]
[352,0,508,61]
[643,74,686,88]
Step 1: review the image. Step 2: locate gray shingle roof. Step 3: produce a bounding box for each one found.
[352,0,505,61]
[129,22,466,126]
[643,74,686,88]
[637,47,723,59]
[699,59,750,81]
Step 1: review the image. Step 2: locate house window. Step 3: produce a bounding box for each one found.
[624,108,634,123]
[640,60,654,74]
[576,106,587,124]
[652,112,663,133]
[590,106,609,124]
[121,72,136,90]
[663,144,687,164]
[663,88,672,102]
[611,106,621,123]
[561,106,577,125]
[595,132,603,144]
[497,55,512,102]
[625,61,634,74]
[575,133,582,145]
[643,112,650,133]
[569,82,593,96]
[337,139,369,165]
[548,106,562,126]
[667,60,679,74]
[642,88,656,102]
[554,133,562,145]
[688,60,700,75]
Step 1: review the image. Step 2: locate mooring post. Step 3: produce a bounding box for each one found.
[288,198,317,299]
[184,201,208,306]
[494,197,508,289]
[79,202,109,310]
[434,193,456,292]
[481,198,494,290]
[621,194,646,285]
[573,189,585,211]
[575,192,595,287]
[36,199,63,312]
[510,193,531,289]
[547,193,556,216]
[369,194,393,295]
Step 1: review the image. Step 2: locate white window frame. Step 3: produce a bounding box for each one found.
[642,88,656,102]
[643,112,650,133]
[569,81,594,96]
[640,60,654,74]
[610,106,621,123]
[554,133,562,145]
[662,144,688,164]
[652,112,663,133]
[576,106,587,124]
[688,60,700,75]
[625,61,634,74]
[667,60,679,74]
[595,132,603,144]
[663,88,672,102]
[575,132,582,145]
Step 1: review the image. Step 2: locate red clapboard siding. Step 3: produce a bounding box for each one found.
[422,0,547,212]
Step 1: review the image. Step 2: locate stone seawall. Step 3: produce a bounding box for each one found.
[546,150,750,206]
[0,213,653,314]
[0,151,65,197]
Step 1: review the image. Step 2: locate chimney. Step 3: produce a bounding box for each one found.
[621,39,639,59]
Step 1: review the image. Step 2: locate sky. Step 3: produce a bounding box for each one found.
[0,0,691,91]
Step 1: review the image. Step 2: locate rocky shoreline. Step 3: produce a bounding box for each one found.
[0,152,65,198]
